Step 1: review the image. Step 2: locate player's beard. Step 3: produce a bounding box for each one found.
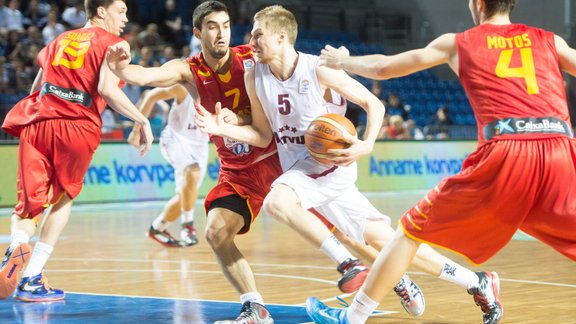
[207,46,228,60]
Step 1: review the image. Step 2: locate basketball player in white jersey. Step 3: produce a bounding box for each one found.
[197,5,500,321]
[195,5,427,317]
[129,84,209,247]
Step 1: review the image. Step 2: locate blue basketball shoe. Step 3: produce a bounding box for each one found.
[14,273,65,302]
[0,244,31,299]
[305,297,349,324]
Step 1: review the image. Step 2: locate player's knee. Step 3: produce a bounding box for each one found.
[263,193,288,223]
[204,217,235,249]
[182,164,200,184]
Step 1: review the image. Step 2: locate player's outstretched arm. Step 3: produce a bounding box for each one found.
[107,41,188,87]
[99,54,153,156]
[320,33,456,80]
[555,35,576,77]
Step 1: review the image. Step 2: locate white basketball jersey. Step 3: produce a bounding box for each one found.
[255,52,346,171]
[165,94,208,144]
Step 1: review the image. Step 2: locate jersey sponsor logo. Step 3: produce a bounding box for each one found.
[243,58,255,69]
[275,124,304,144]
[484,116,573,140]
[299,79,310,94]
[40,82,93,107]
[274,133,305,145]
[496,119,515,135]
[223,137,252,156]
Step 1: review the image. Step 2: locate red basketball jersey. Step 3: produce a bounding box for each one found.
[456,24,571,144]
[187,45,276,170]
[2,27,124,137]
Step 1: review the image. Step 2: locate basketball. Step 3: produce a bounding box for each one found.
[305,113,357,165]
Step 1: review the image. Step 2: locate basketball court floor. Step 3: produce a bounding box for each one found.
[0,191,574,323]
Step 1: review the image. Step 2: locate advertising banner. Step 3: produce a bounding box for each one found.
[0,141,478,207]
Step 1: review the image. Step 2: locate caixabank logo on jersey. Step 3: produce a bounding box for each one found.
[484,116,573,140]
[40,82,93,107]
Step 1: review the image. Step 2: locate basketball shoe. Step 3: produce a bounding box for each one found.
[214,301,274,324]
[336,258,369,293]
[467,272,503,324]
[146,225,181,247]
[393,274,425,316]
[180,222,199,247]
[305,297,349,324]
[14,273,65,302]
[0,244,31,299]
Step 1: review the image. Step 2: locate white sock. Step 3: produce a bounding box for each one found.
[151,214,171,231]
[347,290,378,323]
[240,292,264,306]
[438,257,479,289]
[10,230,30,250]
[181,209,194,224]
[22,242,53,278]
[320,234,354,264]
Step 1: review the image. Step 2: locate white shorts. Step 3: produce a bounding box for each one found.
[160,128,209,193]
[272,158,391,242]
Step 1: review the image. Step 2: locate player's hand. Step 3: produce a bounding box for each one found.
[127,124,141,148]
[195,102,227,136]
[138,121,154,156]
[220,108,240,125]
[107,44,131,71]
[319,45,350,70]
[327,131,372,166]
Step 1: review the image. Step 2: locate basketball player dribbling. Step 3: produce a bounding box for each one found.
[197,4,505,322]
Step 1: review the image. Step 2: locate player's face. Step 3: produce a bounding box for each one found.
[200,11,231,60]
[103,0,128,35]
[249,20,278,64]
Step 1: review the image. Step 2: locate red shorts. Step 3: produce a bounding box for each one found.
[401,137,576,264]
[204,154,283,234]
[14,119,100,218]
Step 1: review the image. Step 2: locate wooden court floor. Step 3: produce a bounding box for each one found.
[0,191,575,323]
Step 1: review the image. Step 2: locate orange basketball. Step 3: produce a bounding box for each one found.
[305,113,357,165]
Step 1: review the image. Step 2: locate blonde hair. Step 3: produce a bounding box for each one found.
[254,5,298,44]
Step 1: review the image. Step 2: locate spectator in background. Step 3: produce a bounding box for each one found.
[426,105,452,139]
[135,45,158,67]
[21,25,45,49]
[406,119,425,140]
[180,44,191,58]
[41,10,65,45]
[4,0,24,32]
[158,45,175,65]
[138,23,163,48]
[387,115,410,139]
[101,108,120,134]
[0,56,7,93]
[385,92,411,121]
[188,32,201,55]
[22,0,49,29]
[160,0,185,48]
[0,0,7,32]
[62,0,86,29]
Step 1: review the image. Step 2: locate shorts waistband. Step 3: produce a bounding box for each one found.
[483,116,573,140]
